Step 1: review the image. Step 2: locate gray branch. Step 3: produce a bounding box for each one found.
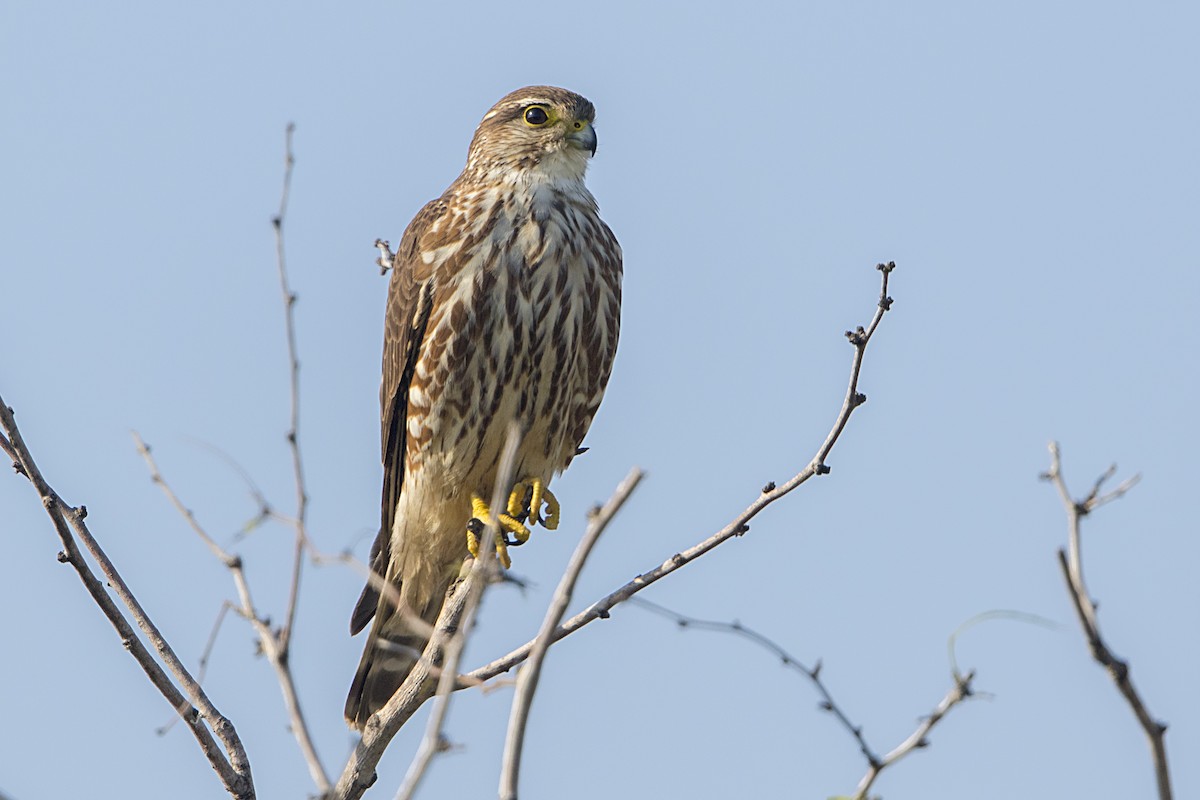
[1042,442,1170,800]
[0,400,255,800]
[628,597,974,800]
[499,468,645,799]
[133,432,330,794]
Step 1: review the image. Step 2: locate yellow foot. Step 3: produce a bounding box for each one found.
[506,478,560,531]
[466,494,530,569]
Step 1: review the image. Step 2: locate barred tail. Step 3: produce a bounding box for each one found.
[344,593,442,730]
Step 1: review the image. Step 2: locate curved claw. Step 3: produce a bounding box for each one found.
[507,481,530,520]
[468,494,531,569]
[538,484,560,530]
[512,477,559,530]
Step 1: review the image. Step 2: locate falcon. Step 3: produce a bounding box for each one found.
[345,86,622,729]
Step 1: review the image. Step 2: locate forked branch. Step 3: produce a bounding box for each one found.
[1041,442,1170,800]
[0,400,255,800]
[629,598,974,800]
[132,433,330,794]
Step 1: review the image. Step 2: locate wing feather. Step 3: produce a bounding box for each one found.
[348,198,444,635]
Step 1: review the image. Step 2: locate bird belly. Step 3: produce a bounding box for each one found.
[391,254,590,590]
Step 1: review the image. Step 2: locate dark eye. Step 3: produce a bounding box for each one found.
[524,106,550,126]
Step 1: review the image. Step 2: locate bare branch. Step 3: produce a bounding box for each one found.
[133,432,331,794]
[630,597,974,800]
[0,428,19,469]
[630,598,879,763]
[499,468,645,799]
[0,398,255,799]
[852,672,974,800]
[157,600,236,736]
[467,262,897,685]
[1042,443,1170,800]
[271,122,310,656]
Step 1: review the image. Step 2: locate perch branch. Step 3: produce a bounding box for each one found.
[332,426,521,800]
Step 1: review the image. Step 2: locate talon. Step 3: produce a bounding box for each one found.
[509,477,559,530]
[540,484,560,530]
[507,481,531,521]
[503,514,531,544]
[529,480,544,525]
[495,538,512,569]
[468,494,530,569]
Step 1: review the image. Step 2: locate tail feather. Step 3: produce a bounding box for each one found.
[344,580,449,730]
[344,626,428,729]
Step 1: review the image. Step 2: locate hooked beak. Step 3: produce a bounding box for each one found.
[566,120,598,157]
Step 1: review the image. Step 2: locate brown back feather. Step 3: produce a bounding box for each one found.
[348,198,443,635]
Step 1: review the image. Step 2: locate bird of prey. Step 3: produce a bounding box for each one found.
[345,86,622,729]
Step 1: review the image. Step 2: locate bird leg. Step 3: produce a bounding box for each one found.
[507,478,561,530]
[467,494,530,569]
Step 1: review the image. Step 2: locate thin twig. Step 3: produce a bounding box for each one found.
[499,468,645,800]
[0,429,19,468]
[630,597,878,762]
[271,122,309,655]
[629,597,974,800]
[332,426,522,800]
[1042,443,1170,800]
[158,600,236,736]
[180,438,276,542]
[0,398,255,800]
[853,673,974,800]
[133,432,330,794]
[466,262,897,685]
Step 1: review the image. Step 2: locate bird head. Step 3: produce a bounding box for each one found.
[465,86,598,183]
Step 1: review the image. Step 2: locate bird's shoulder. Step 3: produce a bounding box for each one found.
[391,195,451,283]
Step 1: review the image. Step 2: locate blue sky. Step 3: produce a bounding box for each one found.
[2,2,1197,798]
